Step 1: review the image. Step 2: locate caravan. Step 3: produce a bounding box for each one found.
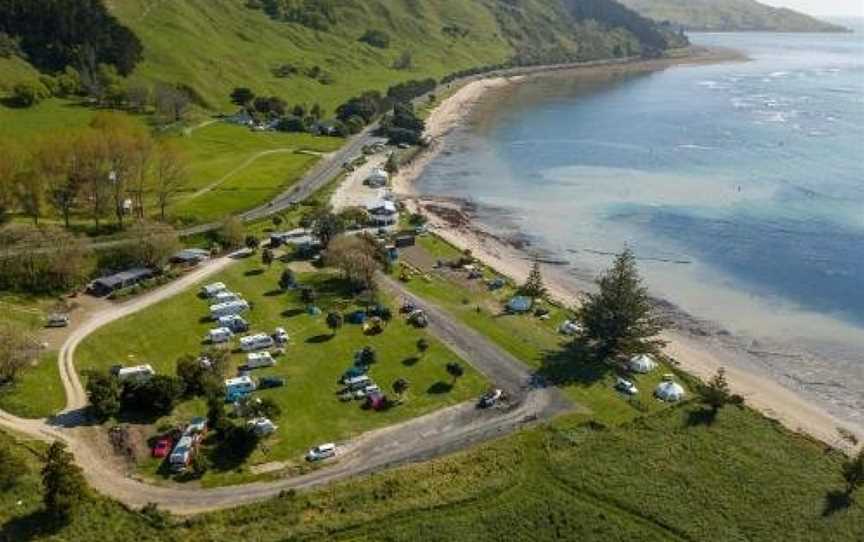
[210,300,250,320]
[169,436,196,472]
[240,333,274,352]
[246,351,276,369]
[201,282,227,298]
[225,376,256,402]
[211,291,242,305]
[207,327,233,344]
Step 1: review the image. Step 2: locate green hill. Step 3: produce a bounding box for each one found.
[619,0,850,32]
[1,0,686,113]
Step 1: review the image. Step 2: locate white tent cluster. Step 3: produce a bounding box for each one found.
[654,379,686,402]
[628,353,658,374]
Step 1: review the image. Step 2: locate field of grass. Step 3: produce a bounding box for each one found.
[0,351,65,419]
[398,234,686,425]
[0,98,105,141]
[3,400,862,541]
[75,254,487,486]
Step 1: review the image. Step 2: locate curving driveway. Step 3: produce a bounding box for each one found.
[0,257,576,514]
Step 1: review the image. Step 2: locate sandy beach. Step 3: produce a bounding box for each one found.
[387,49,864,451]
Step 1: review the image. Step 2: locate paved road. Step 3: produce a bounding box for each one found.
[0,256,576,514]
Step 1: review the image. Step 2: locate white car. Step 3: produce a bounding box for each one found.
[273,327,289,345]
[615,378,639,396]
[478,389,503,408]
[306,443,336,462]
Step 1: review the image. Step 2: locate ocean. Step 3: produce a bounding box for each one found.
[416,29,864,426]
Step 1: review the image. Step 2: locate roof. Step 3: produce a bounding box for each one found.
[225,376,254,387]
[172,248,210,262]
[506,296,534,312]
[366,199,397,214]
[93,267,153,288]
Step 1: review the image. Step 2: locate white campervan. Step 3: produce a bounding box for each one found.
[116,364,155,383]
[210,300,250,320]
[225,376,257,396]
[201,282,227,298]
[207,327,233,344]
[169,435,195,472]
[211,291,241,305]
[240,333,274,352]
[246,351,276,369]
[344,375,372,391]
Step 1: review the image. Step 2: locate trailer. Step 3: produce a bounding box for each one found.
[210,300,250,320]
[116,364,155,383]
[207,327,233,344]
[240,333,275,352]
[246,351,276,369]
[201,282,227,298]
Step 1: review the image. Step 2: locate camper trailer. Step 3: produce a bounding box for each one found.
[246,351,276,369]
[240,333,275,352]
[343,375,372,391]
[210,291,242,305]
[169,436,196,472]
[218,314,249,333]
[116,364,155,383]
[210,300,250,320]
[201,282,227,298]
[225,376,256,402]
[207,327,233,344]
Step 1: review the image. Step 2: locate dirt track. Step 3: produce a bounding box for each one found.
[0,258,576,514]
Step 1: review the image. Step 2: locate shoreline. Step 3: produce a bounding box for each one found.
[389,48,863,451]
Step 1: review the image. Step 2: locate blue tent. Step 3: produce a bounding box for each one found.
[506,296,533,313]
[347,311,367,324]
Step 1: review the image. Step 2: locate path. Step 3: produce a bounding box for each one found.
[183,148,296,202]
[0,257,575,514]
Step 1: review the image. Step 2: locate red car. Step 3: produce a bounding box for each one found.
[152,437,173,458]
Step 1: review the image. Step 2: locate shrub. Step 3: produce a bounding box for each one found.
[359,29,390,49]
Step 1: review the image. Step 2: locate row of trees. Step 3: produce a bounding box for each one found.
[0,113,187,229]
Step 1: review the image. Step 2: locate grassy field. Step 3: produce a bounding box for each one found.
[398,235,685,426]
[0,351,65,419]
[2,401,862,541]
[75,254,487,486]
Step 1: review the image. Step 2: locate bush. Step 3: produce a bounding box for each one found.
[10,82,49,107]
[359,29,390,49]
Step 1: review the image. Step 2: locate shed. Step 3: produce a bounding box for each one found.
[171,248,210,266]
[655,380,685,402]
[506,296,534,314]
[89,268,154,297]
[629,354,658,374]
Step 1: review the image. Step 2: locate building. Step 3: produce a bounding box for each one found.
[171,248,210,267]
[364,167,390,188]
[366,199,398,227]
[88,268,155,297]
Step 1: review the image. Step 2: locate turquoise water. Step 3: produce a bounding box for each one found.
[418,31,864,421]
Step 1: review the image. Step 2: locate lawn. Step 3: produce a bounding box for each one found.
[75,254,487,486]
[3,402,861,541]
[0,98,104,141]
[0,351,65,419]
[398,234,687,425]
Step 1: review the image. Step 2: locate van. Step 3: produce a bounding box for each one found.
[169,435,195,472]
[246,352,276,369]
[240,333,275,352]
[116,364,155,383]
[211,291,241,305]
[344,375,372,390]
[207,327,233,344]
[218,315,249,333]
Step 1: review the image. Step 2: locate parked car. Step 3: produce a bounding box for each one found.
[306,443,337,462]
[615,378,639,396]
[258,376,285,389]
[273,327,289,345]
[478,389,503,408]
[45,313,70,328]
[152,436,173,458]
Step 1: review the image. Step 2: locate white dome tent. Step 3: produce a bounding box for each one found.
[628,353,658,374]
[655,380,686,402]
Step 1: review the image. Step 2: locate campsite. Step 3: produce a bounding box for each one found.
[75,249,486,486]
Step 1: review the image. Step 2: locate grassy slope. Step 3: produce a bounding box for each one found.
[0,351,64,419]
[620,0,848,32]
[2,404,862,540]
[75,255,486,486]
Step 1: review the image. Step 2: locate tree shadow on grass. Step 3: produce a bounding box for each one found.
[685,407,718,427]
[1,509,65,542]
[402,356,419,367]
[427,381,453,394]
[306,334,333,344]
[281,308,305,318]
[536,339,612,389]
[263,289,284,297]
[244,269,265,277]
[822,490,853,517]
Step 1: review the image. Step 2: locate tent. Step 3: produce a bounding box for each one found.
[655,380,685,402]
[629,354,658,374]
[506,296,533,314]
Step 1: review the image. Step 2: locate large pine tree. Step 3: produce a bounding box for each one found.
[577,248,665,357]
[521,261,547,299]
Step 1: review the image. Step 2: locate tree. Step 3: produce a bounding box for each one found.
[42,441,88,524]
[11,82,48,107]
[84,370,121,420]
[0,224,94,294]
[843,449,864,498]
[416,338,430,359]
[359,29,390,49]
[520,261,546,299]
[122,375,185,415]
[245,235,260,253]
[385,152,400,175]
[272,215,283,229]
[35,133,81,228]
[311,210,345,248]
[326,312,344,336]
[154,84,190,123]
[249,397,282,420]
[358,346,377,366]
[262,248,274,268]
[393,378,409,399]
[446,362,465,384]
[0,441,27,489]
[15,172,44,225]
[300,286,318,304]
[152,140,187,221]
[220,217,245,249]
[0,138,26,224]
[125,220,180,268]
[577,248,665,358]
[206,392,229,436]
[310,103,323,121]
[392,50,414,70]
[279,268,296,291]
[324,235,380,292]
[176,354,214,397]
[702,367,734,413]
[126,83,151,113]
[230,87,255,107]
[0,321,41,384]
